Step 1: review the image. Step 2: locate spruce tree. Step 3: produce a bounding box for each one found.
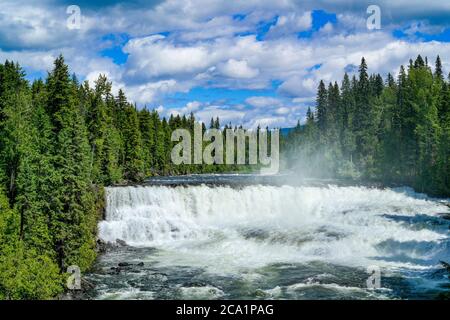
[138,108,155,176]
[316,80,328,135]
[45,55,97,271]
[121,102,144,181]
[434,55,444,82]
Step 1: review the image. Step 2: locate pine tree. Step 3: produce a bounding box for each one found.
[121,102,144,181]
[340,73,357,174]
[434,55,444,82]
[152,110,166,174]
[161,117,172,174]
[316,80,328,135]
[306,107,314,123]
[214,117,220,129]
[0,61,63,299]
[45,55,97,271]
[283,55,449,195]
[138,108,155,176]
[101,84,123,184]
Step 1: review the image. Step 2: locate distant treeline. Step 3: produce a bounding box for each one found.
[0,55,259,299]
[1,53,448,299]
[283,56,450,197]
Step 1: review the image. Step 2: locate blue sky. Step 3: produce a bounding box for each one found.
[0,0,449,128]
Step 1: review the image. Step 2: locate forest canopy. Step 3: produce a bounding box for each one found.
[282,55,450,197]
[0,54,449,299]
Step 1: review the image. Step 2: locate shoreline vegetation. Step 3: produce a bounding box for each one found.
[0,55,449,299]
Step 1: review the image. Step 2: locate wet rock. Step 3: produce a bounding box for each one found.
[254,289,268,298]
[96,238,109,253]
[118,262,132,267]
[96,238,129,253]
[439,212,450,220]
[109,262,145,274]
[117,261,144,267]
[440,261,450,272]
[57,278,95,300]
[116,239,128,247]
[184,281,208,287]
[108,267,121,275]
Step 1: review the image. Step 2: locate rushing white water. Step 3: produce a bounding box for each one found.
[99,184,449,274]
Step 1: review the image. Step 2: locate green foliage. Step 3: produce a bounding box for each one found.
[283,56,450,196]
[0,188,62,299]
[45,56,97,271]
[0,56,99,299]
[0,245,63,300]
[122,103,145,181]
[0,55,262,299]
[1,53,449,300]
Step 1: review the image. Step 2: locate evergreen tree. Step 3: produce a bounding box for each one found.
[1,53,450,299]
[139,108,155,176]
[45,55,97,271]
[340,73,356,160]
[316,80,328,134]
[434,55,444,82]
[282,55,449,195]
[0,61,63,299]
[151,110,166,174]
[121,102,144,181]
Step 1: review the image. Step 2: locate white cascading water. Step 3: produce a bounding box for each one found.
[99,185,449,273]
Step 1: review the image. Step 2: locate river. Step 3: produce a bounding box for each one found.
[83,174,450,299]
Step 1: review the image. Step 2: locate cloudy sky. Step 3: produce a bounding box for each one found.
[1,0,450,128]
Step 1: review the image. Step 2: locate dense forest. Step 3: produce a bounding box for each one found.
[0,55,254,299]
[283,55,450,197]
[0,54,448,299]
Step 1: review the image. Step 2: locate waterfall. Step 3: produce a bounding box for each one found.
[99,185,449,270]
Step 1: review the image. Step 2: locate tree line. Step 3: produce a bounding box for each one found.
[283,55,450,196]
[0,55,257,299]
[1,53,448,299]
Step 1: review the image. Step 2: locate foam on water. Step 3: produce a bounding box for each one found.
[99,185,449,274]
[178,286,224,300]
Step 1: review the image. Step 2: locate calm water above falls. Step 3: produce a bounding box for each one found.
[84,175,450,299]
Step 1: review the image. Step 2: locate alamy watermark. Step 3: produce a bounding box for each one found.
[67,265,81,290]
[367,5,381,30]
[66,5,81,30]
[171,123,279,174]
[366,265,381,289]
[66,4,380,31]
